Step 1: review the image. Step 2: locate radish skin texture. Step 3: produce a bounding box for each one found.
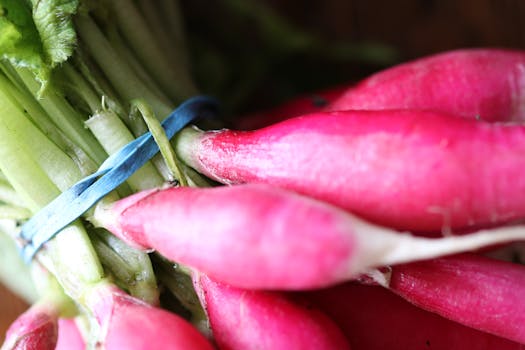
[55,318,85,350]
[1,303,58,350]
[98,184,358,289]
[327,49,525,122]
[96,184,525,290]
[305,283,523,349]
[235,85,347,130]
[86,283,214,350]
[376,253,525,345]
[194,274,351,350]
[175,110,525,232]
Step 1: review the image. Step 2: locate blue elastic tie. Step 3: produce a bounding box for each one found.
[20,96,218,262]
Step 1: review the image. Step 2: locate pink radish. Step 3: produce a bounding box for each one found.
[175,110,525,232]
[366,253,525,344]
[1,302,58,350]
[193,273,351,350]
[85,283,214,350]
[305,282,523,349]
[95,184,525,290]
[55,319,85,350]
[327,49,525,122]
[235,85,347,130]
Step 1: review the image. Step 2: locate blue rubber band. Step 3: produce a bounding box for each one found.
[20,96,218,262]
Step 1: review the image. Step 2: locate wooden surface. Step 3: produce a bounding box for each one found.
[0,283,29,342]
[265,0,525,56]
[183,0,525,115]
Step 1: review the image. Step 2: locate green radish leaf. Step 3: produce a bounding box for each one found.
[0,0,79,87]
[30,0,79,66]
[0,0,49,82]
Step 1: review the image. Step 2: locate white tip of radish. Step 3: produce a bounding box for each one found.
[364,268,392,288]
[174,126,203,168]
[91,189,159,242]
[350,217,525,277]
[90,200,117,232]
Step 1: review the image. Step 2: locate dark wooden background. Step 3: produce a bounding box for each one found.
[0,284,29,341]
[265,0,525,57]
[183,0,525,116]
[2,0,525,342]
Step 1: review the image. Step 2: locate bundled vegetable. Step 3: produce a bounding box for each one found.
[193,273,351,349]
[54,319,85,350]
[1,303,58,350]
[305,282,523,349]
[94,183,525,290]
[327,49,525,122]
[84,282,214,349]
[1,0,525,347]
[175,109,525,232]
[0,261,75,350]
[364,253,525,344]
[234,49,525,128]
[0,0,207,347]
[234,85,346,130]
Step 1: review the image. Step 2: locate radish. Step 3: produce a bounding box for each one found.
[366,253,525,344]
[55,318,85,350]
[94,184,525,290]
[1,302,58,350]
[0,263,72,350]
[85,282,214,350]
[193,273,351,350]
[327,49,525,122]
[235,85,347,130]
[175,110,525,232]
[305,282,523,349]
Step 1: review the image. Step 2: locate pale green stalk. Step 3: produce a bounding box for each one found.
[110,0,196,101]
[159,0,188,56]
[131,99,187,185]
[75,15,173,119]
[86,109,164,191]
[152,255,208,333]
[59,64,102,113]
[0,90,104,302]
[135,0,184,67]
[0,224,37,303]
[106,28,171,106]
[16,67,108,166]
[29,263,78,318]
[91,229,159,305]
[0,69,98,175]
[0,205,32,220]
[0,88,84,192]
[0,180,27,207]
[71,50,126,116]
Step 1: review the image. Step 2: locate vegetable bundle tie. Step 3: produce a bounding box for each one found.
[18,96,218,262]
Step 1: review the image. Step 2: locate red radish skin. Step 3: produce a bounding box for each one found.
[96,184,525,290]
[235,85,347,130]
[305,283,524,349]
[327,49,525,122]
[55,318,85,350]
[1,303,58,350]
[371,253,525,345]
[194,274,351,350]
[175,110,525,232]
[99,184,358,289]
[86,283,214,350]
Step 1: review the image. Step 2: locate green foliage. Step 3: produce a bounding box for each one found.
[0,0,78,87]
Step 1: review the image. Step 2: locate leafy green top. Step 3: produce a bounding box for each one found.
[0,0,78,86]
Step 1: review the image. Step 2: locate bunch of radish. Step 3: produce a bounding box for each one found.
[3,5,525,346]
[89,48,525,348]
